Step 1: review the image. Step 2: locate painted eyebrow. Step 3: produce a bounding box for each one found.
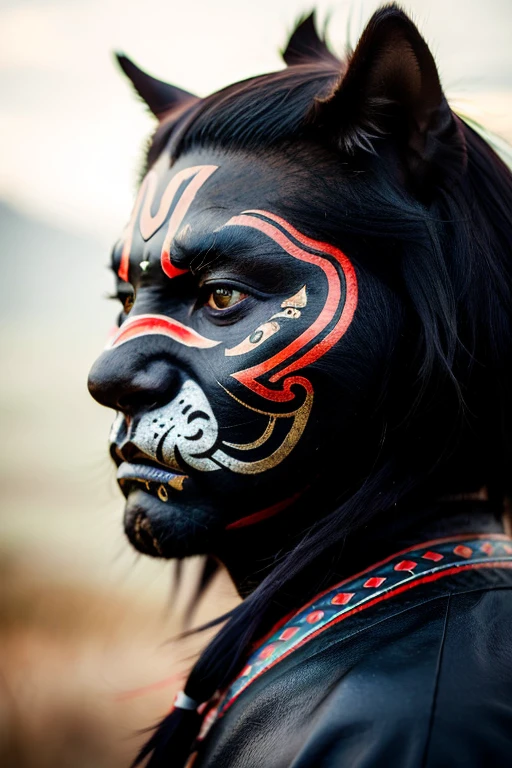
[171,226,243,269]
[172,228,301,295]
[172,225,287,275]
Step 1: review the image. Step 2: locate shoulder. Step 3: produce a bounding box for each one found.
[292,587,512,768]
[422,587,512,766]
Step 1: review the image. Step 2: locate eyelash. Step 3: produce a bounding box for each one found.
[109,278,261,322]
[109,284,135,323]
[203,285,248,311]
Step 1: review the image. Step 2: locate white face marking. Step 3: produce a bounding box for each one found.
[128,380,220,472]
[110,378,312,476]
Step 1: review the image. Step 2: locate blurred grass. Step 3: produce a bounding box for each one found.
[0,551,236,767]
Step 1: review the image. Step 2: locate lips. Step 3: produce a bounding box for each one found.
[116,462,189,501]
[117,461,186,484]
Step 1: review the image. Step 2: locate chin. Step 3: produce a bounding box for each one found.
[123,486,222,559]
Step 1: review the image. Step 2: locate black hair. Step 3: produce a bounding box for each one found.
[134,11,512,767]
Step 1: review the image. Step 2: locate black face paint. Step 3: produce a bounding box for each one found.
[88,148,397,559]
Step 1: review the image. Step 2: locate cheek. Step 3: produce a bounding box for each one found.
[195,288,324,405]
[183,290,353,476]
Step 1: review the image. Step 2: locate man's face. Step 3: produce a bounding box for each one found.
[88,146,374,559]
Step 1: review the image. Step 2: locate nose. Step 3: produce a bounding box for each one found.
[88,348,181,414]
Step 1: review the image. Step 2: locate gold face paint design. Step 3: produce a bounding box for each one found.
[157,485,169,502]
[211,383,313,474]
[169,475,186,492]
[225,286,307,357]
[282,286,307,310]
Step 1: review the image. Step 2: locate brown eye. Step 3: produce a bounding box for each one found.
[207,287,247,310]
[123,293,135,314]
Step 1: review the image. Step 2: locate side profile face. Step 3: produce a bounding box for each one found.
[88,142,398,558]
[88,7,468,562]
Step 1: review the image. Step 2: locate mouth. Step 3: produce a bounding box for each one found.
[117,461,189,502]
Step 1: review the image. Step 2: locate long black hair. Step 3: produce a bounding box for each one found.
[133,7,512,765]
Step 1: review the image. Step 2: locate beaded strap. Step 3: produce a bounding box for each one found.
[198,533,512,740]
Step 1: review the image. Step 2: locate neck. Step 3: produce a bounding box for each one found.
[218,495,504,598]
[218,519,306,598]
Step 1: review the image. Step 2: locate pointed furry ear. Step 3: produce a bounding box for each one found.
[115,54,196,118]
[282,12,339,67]
[311,5,466,195]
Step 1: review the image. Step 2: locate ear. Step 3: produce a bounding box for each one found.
[282,12,339,67]
[115,54,197,118]
[311,5,466,196]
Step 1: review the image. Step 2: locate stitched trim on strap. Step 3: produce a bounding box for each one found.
[197,533,512,740]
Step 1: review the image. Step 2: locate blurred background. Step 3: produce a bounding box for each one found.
[0,0,510,765]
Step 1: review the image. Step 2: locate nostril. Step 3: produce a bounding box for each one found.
[118,441,153,464]
[117,392,162,413]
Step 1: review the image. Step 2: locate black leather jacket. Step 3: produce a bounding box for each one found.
[193,510,512,767]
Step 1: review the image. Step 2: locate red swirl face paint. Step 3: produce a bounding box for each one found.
[118,164,218,283]
[107,314,221,350]
[221,210,358,403]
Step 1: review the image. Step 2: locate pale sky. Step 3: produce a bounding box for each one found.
[1,0,511,241]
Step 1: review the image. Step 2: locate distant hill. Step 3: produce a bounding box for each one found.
[0,201,115,332]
